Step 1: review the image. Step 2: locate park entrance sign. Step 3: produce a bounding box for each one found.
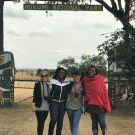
[23,4,103,11]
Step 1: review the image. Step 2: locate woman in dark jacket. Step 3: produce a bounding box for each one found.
[32,71,50,135]
[48,67,70,135]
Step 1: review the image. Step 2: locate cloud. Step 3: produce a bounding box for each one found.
[70,18,112,30]
[29,28,52,37]
[91,22,112,29]
[4,2,31,19]
[5,46,23,53]
[7,27,23,36]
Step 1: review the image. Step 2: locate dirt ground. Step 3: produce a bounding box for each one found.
[0,74,135,135]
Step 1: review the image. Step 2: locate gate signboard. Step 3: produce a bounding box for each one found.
[0,52,15,106]
[23,4,103,11]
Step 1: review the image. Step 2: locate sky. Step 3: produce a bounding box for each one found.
[3,0,134,69]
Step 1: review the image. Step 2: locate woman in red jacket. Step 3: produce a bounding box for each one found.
[81,65,111,135]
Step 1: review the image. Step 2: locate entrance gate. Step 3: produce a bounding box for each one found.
[0,0,104,106]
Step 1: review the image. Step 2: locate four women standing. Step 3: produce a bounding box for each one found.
[32,66,111,135]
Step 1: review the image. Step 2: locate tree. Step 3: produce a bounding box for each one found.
[26,69,29,76]
[97,28,135,75]
[44,69,55,77]
[57,55,107,77]
[58,57,78,69]
[97,28,135,62]
[36,68,42,76]
[58,57,78,76]
[30,71,34,77]
[79,54,107,76]
[95,1,135,101]
[95,0,135,38]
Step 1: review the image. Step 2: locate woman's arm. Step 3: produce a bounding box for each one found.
[33,83,37,103]
[32,102,35,112]
[102,82,111,112]
[49,80,53,98]
[82,83,86,114]
[32,83,38,112]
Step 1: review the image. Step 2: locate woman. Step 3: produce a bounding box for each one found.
[66,71,85,135]
[32,71,50,135]
[81,65,111,135]
[48,67,70,135]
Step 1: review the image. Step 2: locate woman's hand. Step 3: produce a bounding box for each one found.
[32,102,35,112]
[32,106,35,112]
[106,110,109,113]
[74,97,78,101]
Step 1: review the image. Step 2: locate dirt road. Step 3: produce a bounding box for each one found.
[0,97,135,135]
[0,76,135,135]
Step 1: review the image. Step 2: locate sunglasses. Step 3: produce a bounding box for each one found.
[41,75,48,77]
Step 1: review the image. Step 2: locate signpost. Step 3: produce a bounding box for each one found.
[0,0,4,52]
[23,4,103,11]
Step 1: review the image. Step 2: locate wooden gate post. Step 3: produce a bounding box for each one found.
[0,0,4,52]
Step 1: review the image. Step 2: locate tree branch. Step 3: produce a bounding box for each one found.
[95,0,115,13]
[95,0,122,19]
[95,0,135,42]
[117,0,123,10]
[111,0,117,10]
[125,0,130,17]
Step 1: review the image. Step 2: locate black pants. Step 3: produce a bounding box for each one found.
[35,111,49,135]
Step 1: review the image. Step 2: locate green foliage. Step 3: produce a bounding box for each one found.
[45,69,55,77]
[79,54,107,77]
[30,72,34,77]
[58,57,78,69]
[36,68,42,76]
[26,69,29,76]
[58,57,78,76]
[57,55,107,77]
[97,29,135,64]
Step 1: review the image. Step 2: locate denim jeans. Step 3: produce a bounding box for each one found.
[90,113,107,134]
[66,109,82,135]
[48,100,66,135]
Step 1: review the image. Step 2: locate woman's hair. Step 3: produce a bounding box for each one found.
[80,72,85,80]
[72,71,80,76]
[86,65,98,75]
[53,67,66,80]
[40,71,48,76]
[72,71,85,80]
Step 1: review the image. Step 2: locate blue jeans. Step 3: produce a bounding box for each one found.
[48,100,66,135]
[90,113,107,134]
[66,109,82,135]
